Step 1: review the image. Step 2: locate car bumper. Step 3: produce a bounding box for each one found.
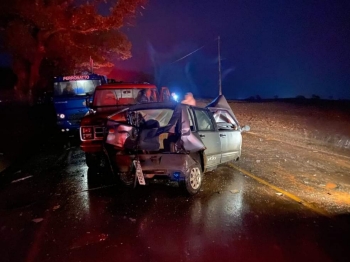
[80,141,103,153]
[112,153,198,181]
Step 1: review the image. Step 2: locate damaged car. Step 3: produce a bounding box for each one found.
[102,95,250,195]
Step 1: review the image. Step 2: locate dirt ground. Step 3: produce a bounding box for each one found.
[223,100,350,216]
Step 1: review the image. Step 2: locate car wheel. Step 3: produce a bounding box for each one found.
[85,153,101,169]
[183,164,202,195]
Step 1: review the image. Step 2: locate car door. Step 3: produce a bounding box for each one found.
[212,109,242,163]
[192,108,221,168]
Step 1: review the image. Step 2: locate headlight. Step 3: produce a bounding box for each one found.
[81,126,94,140]
[58,114,65,119]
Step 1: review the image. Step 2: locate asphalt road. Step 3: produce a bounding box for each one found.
[0,133,349,262]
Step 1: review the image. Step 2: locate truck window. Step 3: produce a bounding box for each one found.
[54,80,100,96]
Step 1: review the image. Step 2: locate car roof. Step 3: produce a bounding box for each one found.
[96,83,157,90]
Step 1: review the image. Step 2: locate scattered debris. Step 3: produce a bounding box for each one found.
[53,205,60,211]
[32,218,44,223]
[276,192,283,196]
[99,234,108,241]
[129,218,136,223]
[304,181,309,184]
[256,160,261,163]
[230,189,240,194]
[11,175,33,183]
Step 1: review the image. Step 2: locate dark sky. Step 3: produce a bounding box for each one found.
[114,0,350,99]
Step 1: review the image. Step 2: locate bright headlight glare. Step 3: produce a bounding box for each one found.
[59,114,65,119]
[171,93,178,101]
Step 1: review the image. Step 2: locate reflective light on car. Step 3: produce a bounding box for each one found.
[173,172,181,179]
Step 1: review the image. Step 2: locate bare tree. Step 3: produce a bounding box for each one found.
[0,0,146,101]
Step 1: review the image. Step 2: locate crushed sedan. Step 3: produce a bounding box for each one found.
[102,95,250,195]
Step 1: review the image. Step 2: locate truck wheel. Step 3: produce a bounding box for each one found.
[183,164,202,195]
[85,153,101,169]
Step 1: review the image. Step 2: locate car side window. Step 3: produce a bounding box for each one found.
[213,110,238,130]
[193,108,215,131]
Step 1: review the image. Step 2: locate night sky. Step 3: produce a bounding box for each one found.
[1,1,349,99]
[114,0,350,99]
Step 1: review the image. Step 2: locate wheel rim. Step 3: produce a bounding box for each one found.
[189,167,201,189]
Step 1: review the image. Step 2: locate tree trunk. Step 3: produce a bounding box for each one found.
[12,58,30,102]
[28,43,45,105]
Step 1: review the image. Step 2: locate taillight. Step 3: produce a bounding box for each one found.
[81,127,93,140]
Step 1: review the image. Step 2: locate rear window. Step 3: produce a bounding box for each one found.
[93,88,158,106]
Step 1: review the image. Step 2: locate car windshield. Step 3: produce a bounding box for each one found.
[54,80,100,96]
[93,88,158,107]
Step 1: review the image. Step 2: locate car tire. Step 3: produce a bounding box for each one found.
[85,153,101,169]
[183,164,202,195]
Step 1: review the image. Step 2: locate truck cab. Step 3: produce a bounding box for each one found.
[53,74,107,134]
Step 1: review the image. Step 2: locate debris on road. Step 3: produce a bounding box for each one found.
[256,160,261,163]
[11,175,33,183]
[52,205,60,211]
[32,218,44,223]
[230,189,240,194]
[99,234,108,242]
[276,192,283,196]
[129,218,136,223]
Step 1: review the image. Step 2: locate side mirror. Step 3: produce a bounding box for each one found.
[241,125,250,132]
